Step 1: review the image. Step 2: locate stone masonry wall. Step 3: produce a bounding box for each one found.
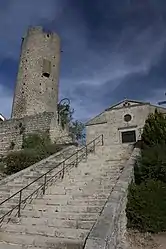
[0,112,71,155]
[49,114,72,144]
[0,119,22,154]
[0,112,53,154]
[84,147,140,249]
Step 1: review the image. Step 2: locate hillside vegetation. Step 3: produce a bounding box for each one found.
[1,132,66,175]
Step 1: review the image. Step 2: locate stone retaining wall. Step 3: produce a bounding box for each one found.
[0,112,71,155]
[84,147,140,249]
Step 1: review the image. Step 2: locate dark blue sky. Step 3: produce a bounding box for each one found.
[0,0,166,120]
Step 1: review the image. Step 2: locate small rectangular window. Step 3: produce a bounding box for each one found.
[42,59,51,78]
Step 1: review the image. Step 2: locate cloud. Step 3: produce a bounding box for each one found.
[0,0,166,121]
[0,84,13,118]
[59,21,166,119]
[0,0,64,59]
[0,0,65,117]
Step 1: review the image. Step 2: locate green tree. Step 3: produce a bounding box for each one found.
[58,103,74,129]
[69,120,85,143]
[141,109,166,148]
[58,101,85,143]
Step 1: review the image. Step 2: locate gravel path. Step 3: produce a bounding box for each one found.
[126,230,166,249]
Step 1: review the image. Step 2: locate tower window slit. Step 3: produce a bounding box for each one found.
[42,59,51,78]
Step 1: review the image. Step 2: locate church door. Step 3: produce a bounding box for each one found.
[121,130,136,143]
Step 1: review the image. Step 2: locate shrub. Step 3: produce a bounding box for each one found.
[32,143,63,159]
[3,131,66,175]
[3,143,65,175]
[22,132,50,149]
[127,109,166,234]
[126,180,166,233]
[3,150,41,175]
[134,144,166,184]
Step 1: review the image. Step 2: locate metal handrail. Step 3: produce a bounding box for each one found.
[0,134,104,224]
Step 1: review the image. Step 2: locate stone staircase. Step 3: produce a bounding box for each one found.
[0,145,79,214]
[0,143,132,249]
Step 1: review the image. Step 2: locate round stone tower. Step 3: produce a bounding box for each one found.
[11,26,61,118]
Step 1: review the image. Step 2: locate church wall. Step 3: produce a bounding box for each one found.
[86,123,108,145]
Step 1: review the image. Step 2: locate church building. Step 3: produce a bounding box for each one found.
[85,99,166,145]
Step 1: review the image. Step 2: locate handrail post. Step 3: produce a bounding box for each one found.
[93,141,95,153]
[85,145,88,160]
[18,190,22,217]
[62,161,65,179]
[75,150,78,167]
[101,134,104,146]
[43,174,47,195]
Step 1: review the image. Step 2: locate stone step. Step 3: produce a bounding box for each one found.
[0,232,84,248]
[0,186,36,194]
[88,151,126,157]
[32,198,106,207]
[6,178,61,190]
[46,188,113,197]
[0,193,19,201]
[41,194,109,201]
[67,167,121,174]
[60,177,116,186]
[26,203,103,213]
[50,184,113,192]
[0,202,19,210]
[50,183,113,192]
[25,164,65,176]
[61,173,120,183]
[0,208,18,221]
[54,178,113,186]
[0,188,44,203]
[13,176,45,182]
[20,210,99,221]
[67,193,110,199]
[0,242,22,249]
[1,223,89,240]
[57,174,118,183]
[66,168,120,176]
[46,188,112,196]
[0,195,43,208]
[62,173,111,181]
[10,216,94,230]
